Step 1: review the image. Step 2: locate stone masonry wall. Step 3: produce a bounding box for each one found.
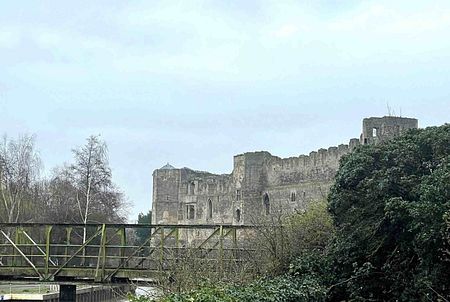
[152,116,419,233]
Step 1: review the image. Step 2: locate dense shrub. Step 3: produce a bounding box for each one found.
[153,272,327,302]
[328,124,450,301]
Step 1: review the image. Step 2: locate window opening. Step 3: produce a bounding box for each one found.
[208,199,213,219]
[263,193,270,215]
[290,192,296,202]
[187,205,195,220]
[236,209,241,222]
[189,182,195,195]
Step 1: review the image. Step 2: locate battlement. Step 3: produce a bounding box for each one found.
[265,138,359,169]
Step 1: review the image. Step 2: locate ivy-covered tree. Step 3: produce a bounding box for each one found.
[328,124,450,301]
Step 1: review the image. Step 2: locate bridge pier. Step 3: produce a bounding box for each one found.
[59,284,76,302]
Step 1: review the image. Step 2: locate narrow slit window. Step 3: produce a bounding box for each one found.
[263,193,270,215]
[208,199,213,219]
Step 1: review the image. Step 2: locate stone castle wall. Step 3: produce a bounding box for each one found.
[151,116,418,229]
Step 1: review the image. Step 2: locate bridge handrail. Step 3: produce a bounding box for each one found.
[0,223,256,229]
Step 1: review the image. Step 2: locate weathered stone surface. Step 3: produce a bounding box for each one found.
[152,116,418,227]
[360,116,418,145]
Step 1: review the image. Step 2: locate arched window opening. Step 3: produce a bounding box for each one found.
[236,209,241,222]
[189,182,195,195]
[208,199,213,219]
[290,192,296,202]
[263,193,270,215]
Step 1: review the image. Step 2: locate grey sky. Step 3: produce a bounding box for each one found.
[1,0,449,220]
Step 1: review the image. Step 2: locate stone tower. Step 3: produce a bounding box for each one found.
[151,163,180,224]
[361,116,418,145]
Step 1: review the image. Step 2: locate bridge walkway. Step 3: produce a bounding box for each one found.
[0,223,255,284]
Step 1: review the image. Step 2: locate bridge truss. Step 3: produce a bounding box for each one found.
[0,223,255,283]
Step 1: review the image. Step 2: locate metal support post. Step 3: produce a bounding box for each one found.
[160,227,165,270]
[65,227,72,263]
[95,224,107,282]
[120,227,126,265]
[232,228,238,260]
[45,225,53,279]
[219,226,224,275]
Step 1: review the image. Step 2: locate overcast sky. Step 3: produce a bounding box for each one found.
[1,0,449,221]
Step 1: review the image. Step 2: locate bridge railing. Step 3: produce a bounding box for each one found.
[0,223,256,283]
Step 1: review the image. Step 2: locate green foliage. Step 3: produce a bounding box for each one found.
[136,210,152,244]
[138,211,152,224]
[286,201,335,254]
[154,274,326,302]
[328,124,450,301]
[253,200,335,274]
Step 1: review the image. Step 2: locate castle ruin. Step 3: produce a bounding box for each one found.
[151,116,418,227]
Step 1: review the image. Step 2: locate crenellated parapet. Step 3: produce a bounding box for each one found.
[243,138,358,186]
[267,138,359,169]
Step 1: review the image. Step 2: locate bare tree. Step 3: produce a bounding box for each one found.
[0,134,41,223]
[68,135,125,243]
[39,167,78,223]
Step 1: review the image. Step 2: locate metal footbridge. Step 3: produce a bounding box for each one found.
[0,223,254,284]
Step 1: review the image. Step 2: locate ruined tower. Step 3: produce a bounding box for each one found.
[360,116,418,145]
